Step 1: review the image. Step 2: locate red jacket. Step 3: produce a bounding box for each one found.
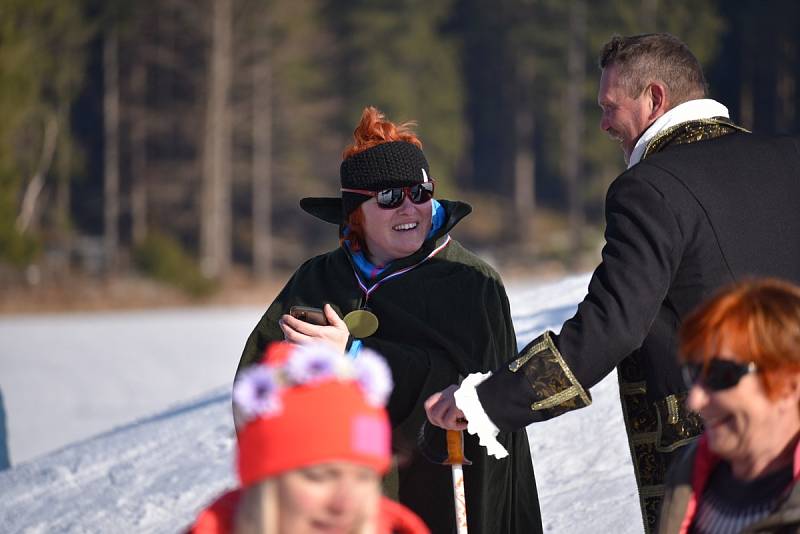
[189,489,430,534]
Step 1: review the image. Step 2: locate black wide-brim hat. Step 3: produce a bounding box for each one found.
[300,141,431,225]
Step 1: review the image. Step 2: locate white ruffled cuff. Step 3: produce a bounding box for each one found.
[454,372,508,459]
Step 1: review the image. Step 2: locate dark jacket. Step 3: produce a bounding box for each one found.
[476,126,800,531]
[658,436,800,533]
[238,200,542,534]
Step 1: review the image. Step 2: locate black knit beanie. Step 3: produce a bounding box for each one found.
[299,141,431,225]
[340,141,430,218]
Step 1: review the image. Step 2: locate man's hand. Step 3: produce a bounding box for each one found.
[280,304,350,353]
[424,384,468,431]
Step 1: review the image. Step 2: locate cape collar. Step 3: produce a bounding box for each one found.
[628,99,730,168]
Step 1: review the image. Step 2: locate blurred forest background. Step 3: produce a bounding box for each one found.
[1,0,799,311]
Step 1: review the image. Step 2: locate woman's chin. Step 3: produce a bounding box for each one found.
[389,236,426,257]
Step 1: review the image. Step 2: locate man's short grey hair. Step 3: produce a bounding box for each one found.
[599,33,708,106]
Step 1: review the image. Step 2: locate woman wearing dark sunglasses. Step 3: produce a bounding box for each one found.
[658,279,800,533]
[236,107,542,534]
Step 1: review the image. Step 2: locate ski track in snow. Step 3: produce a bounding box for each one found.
[0,274,643,533]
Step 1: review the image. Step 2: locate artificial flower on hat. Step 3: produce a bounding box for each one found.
[232,341,394,486]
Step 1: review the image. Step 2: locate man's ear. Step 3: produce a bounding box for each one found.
[647,82,668,120]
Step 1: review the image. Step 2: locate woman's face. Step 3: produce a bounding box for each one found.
[360,195,432,265]
[686,346,800,468]
[277,462,381,534]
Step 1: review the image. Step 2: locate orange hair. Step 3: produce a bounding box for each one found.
[342,106,422,160]
[340,206,367,253]
[679,278,800,401]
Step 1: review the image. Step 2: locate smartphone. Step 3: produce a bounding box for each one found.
[289,305,328,326]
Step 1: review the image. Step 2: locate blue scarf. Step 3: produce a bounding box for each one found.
[344,199,445,281]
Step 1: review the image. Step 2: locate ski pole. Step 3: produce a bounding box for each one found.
[445,429,469,534]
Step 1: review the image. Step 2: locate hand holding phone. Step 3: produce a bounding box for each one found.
[289,306,329,326]
[283,304,348,353]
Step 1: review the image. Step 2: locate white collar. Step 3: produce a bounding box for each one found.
[627,99,729,168]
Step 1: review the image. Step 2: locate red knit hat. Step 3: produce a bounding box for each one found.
[233,342,393,488]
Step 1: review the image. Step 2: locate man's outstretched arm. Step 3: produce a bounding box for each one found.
[426,169,685,447]
[425,332,592,456]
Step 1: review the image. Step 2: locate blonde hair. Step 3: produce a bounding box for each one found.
[234,479,278,534]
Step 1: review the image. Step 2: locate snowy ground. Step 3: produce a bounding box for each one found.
[0,274,642,533]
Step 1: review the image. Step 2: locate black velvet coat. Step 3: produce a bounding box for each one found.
[477,129,800,530]
[238,200,542,534]
[554,132,800,401]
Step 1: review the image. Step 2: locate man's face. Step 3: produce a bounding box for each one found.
[597,63,655,164]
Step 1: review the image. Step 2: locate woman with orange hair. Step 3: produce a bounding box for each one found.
[658,279,800,533]
[237,107,542,533]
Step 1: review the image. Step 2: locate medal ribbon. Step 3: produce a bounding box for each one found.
[351,235,452,305]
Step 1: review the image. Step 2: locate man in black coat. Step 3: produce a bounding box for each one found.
[426,32,800,532]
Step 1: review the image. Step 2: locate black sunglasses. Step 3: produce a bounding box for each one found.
[681,357,758,392]
[342,181,435,210]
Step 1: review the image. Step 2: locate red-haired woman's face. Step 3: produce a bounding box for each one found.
[686,342,800,474]
[360,196,432,265]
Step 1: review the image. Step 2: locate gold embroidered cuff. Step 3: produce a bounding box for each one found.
[510,331,592,418]
[654,392,703,453]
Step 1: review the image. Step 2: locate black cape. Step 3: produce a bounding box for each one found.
[238,200,542,534]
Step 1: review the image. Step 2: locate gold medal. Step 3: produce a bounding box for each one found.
[344,309,379,338]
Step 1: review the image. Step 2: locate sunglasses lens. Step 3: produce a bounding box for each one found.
[410,183,434,203]
[683,358,753,391]
[375,182,434,208]
[705,360,748,391]
[376,188,404,209]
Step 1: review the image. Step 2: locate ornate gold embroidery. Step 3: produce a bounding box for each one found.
[509,336,548,372]
[531,385,581,411]
[512,332,592,419]
[617,357,703,534]
[643,117,749,160]
[666,394,679,425]
[654,391,703,453]
[508,353,532,372]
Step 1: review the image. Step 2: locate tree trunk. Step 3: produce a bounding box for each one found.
[252,47,273,279]
[53,113,72,276]
[563,0,586,267]
[130,58,149,247]
[16,116,58,234]
[103,29,120,272]
[513,57,536,246]
[200,0,233,279]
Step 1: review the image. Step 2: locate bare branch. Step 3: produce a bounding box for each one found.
[16,116,59,234]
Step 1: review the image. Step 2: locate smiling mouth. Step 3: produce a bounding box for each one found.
[703,414,733,429]
[393,222,418,231]
[311,521,349,533]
